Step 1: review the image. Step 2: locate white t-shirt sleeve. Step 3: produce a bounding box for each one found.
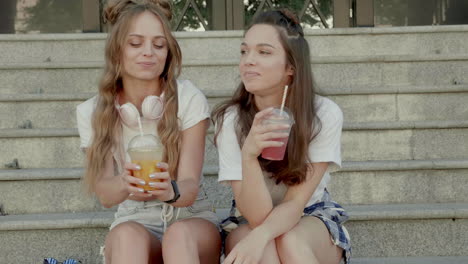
[76,97,96,150]
[216,109,243,184]
[308,98,343,172]
[177,80,210,131]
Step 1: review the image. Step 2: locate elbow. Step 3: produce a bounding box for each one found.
[175,179,199,207]
[101,201,114,209]
[247,219,265,229]
[236,201,268,228]
[98,196,116,208]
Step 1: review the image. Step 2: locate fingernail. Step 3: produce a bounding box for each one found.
[139,180,145,185]
[135,165,141,170]
[149,174,156,179]
[149,182,157,187]
[138,188,144,193]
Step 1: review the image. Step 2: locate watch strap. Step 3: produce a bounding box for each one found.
[164,180,180,204]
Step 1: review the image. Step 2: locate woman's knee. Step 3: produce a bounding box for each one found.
[225,225,252,254]
[106,221,152,247]
[276,230,314,260]
[162,220,195,246]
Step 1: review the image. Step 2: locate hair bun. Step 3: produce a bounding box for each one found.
[103,0,128,25]
[104,0,173,25]
[148,0,172,21]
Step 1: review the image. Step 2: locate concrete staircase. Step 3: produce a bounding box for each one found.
[1,25,467,263]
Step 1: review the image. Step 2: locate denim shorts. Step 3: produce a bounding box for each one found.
[220,189,351,264]
[110,188,220,240]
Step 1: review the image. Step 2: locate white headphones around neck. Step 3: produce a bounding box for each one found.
[115,94,164,128]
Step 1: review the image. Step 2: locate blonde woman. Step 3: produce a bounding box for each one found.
[76,1,221,263]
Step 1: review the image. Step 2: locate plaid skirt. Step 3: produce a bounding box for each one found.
[220,189,351,264]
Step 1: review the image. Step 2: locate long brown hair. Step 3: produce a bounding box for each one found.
[84,0,182,193]
[212,9,321,186]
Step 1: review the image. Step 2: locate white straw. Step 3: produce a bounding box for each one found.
[137,116,144,137]
[280,85,288,116]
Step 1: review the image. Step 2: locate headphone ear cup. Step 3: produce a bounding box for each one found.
[141,96,164,120]
[119,103,140,128]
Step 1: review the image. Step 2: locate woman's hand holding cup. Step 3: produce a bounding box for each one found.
[125,134,166,198]
[122,162,153,198]
[146,162,175,201]
[242,107,291,161]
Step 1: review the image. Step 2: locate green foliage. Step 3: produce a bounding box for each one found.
[172,0,333,31]
[21,0,334,32]
[244,0,333,29]
[172,0,210,31]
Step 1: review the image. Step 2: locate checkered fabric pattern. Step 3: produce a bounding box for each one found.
[43,258,81,264]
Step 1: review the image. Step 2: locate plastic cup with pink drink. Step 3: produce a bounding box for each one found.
[261,107,294,161]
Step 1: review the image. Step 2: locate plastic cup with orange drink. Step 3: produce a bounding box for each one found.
[127,134,163,191]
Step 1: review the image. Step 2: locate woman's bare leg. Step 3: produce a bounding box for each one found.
[225,224,281,264]
[104,221,163,264]
[276,216,343,264]
[162,218,221,264]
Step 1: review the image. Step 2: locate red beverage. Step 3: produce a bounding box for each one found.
[261,137,289,160]
[260,107,294,161]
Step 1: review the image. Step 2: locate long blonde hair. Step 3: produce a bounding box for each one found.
[84,0,182,193]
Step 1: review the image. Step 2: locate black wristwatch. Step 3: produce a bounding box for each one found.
[164,180,180,204]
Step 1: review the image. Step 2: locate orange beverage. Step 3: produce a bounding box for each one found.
[128,134,163,191]
[130,156,162,191]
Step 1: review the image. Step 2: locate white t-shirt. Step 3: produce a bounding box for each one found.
[216,95,343,207]
[76,79,210,181]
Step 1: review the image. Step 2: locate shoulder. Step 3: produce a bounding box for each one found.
[314,95,343,123]
[214,106,238,137]
[218,106,239,127]
[176,79,205,100]
[76,95,98,119]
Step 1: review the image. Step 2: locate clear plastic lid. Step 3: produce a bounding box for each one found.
[128,134,162,150]
[264,107,295,126]
[128,134,163,161]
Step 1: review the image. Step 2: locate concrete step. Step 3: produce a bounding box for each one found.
[0,55,467,94]
[353,256,468,264]
[1,91,467,129]
[329,92,468,123]
[328,163,468,206]
[0,211,111,264]
[346,203,468,258]
[1,26,468,63]
[0,203,467,263]
[1,160,467,214]
[0,168,108,215]
[0,93,89,129]
[1,124,467,169]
